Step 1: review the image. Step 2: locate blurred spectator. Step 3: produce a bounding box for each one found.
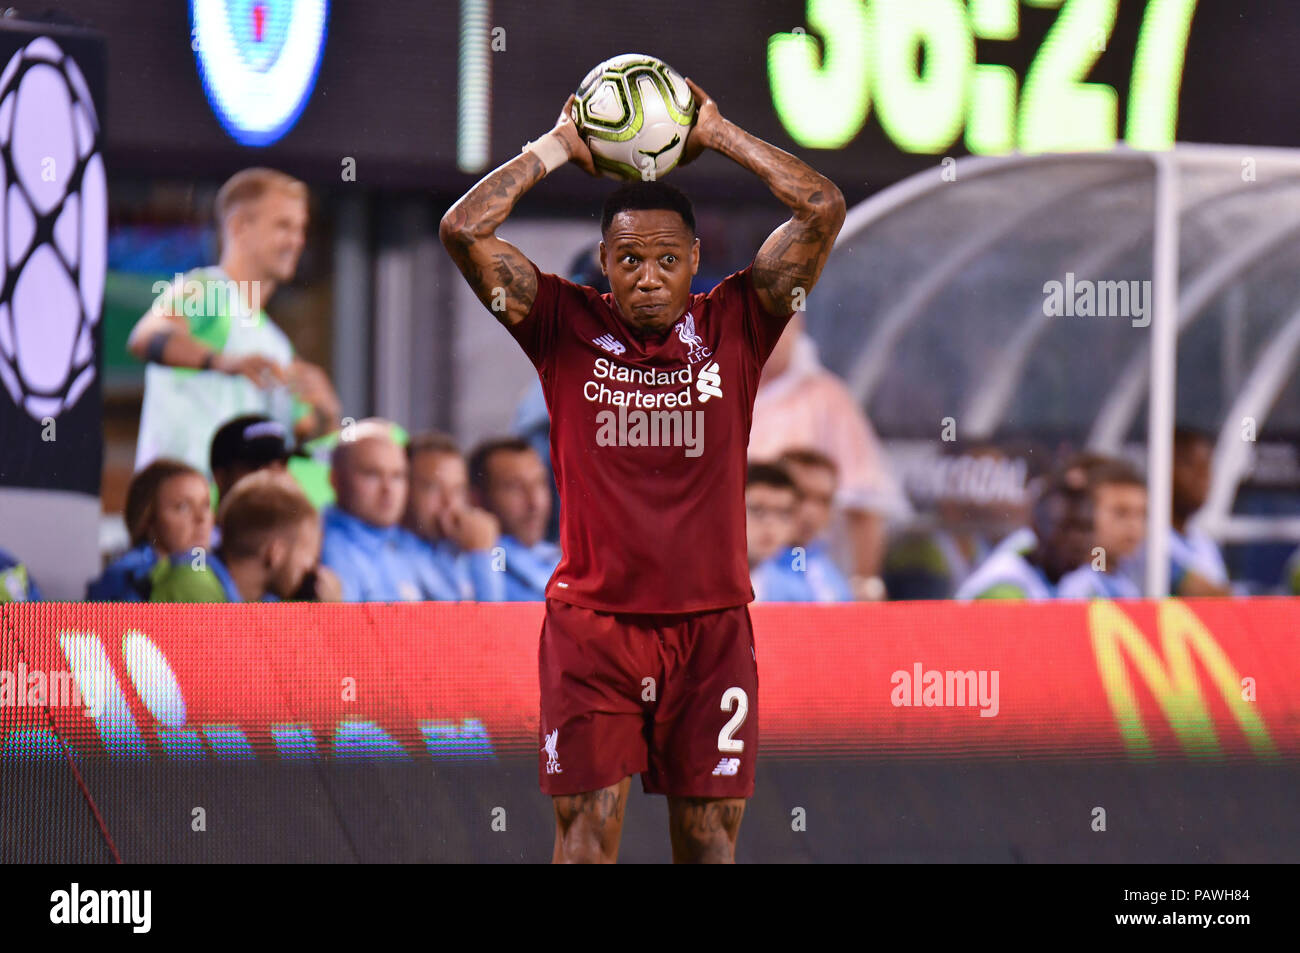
[883,444,1031,599]
[86,459,214,601]
[403,432,506,601]
[746,462,810,601]
[0,548,42,603]
[211,414,292,502]
[749,315,908,599]
[150,470,335,602]
[321,418,431,602]
[778,449,853,600]
[1169,427,1230,596]
[127,167,341,475]
[468,438,560,600]
[955,469,1094,600]
[1282,546,1300,595]
[1057,456,1146,599]
[512,244,609,543]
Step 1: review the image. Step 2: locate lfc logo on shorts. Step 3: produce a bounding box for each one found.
[542,728,563,774]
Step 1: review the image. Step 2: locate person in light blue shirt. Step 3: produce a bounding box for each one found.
[468,438,560,601]
[321,419,437,602]
[778,448,855,601]
[746,462,806,602]
[403,432,506,601]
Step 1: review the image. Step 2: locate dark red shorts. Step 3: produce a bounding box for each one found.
[537,597,758,798]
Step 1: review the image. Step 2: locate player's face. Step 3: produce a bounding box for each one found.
[600,210,699,335]
[1043,493,1095,579]
[406,450,468,539]
[785,461,836,544]
[237,189,308,284]
[1094,483,1146,561]
[152,473,214,556]
[482,450,550,547]
[268,517,321,599]
[746,484,797,567]
[1173,440,1212,514]
[336,437,408,528]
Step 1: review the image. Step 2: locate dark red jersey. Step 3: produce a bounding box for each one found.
[505,261,793,613]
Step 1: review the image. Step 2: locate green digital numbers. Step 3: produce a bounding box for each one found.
[768,0,871,148]
[769,0,1200,155]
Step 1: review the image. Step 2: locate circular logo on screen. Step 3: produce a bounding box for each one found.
[191,0,329,147]
[0,37,105,422]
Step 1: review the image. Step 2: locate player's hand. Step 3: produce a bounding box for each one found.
[550,93,597,177]
[212,352,288,390]
[442,505,499,552]
[287,358,342,422]
[678,76,724,167]
[312,565,344,602]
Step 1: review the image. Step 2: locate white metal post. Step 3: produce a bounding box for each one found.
[1145,152,1180,597]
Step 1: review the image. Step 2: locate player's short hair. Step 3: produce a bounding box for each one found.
[1066,452,1145,494]
[1030,467,1091,537]
[215,167,307,228]
[600,180,696,238]
[777,447,838,478]
[331,418,400,472]
[125,459,208,548]
[217,470,317,560]
[407,431,462,462]
[746,461,798,494]
[467,437,536,492]
[1173,424,1214,457]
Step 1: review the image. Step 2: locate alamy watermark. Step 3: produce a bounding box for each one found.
[152,273,263,325]
[891,662,1000,717]
[1043,272,1151,327]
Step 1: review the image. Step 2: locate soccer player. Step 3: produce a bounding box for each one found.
[1057,456,1146,599]
[745,462,811,602]
[403,432,507,601]
[955,470,1095,600]
[149,470,328,603]
[440,79,845,863]
[466,438,560,601]
[86,459,214,601]
[127,168,341,474]
[778,448,854,601]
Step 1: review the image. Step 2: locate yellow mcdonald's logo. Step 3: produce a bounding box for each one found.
[1089,600,1277,759]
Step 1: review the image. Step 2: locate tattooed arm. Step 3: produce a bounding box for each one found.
[439,94,596,327]
[679,77,847,316]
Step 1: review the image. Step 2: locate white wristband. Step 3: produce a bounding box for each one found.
[522,133,569,174]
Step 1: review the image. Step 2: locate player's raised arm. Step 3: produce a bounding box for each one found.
[440,95,597,327]
[679,77,846,316]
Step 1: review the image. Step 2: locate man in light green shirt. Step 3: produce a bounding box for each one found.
[127,168,341,475]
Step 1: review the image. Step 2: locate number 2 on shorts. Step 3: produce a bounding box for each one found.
[718,686,748,753]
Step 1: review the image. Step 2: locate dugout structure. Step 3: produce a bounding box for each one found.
[811,145,1300,596]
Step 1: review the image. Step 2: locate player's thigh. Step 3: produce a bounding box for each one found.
[552,776,632,864]
[666,796,746,863]
[649,606,758,797]
[539,600,654,794]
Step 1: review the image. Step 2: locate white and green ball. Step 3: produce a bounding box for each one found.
[573,53,696,181]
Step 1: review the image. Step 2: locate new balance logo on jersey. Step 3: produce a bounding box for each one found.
[674,312,712,364]
[696,361,723,402]
[712,757,741,776]
[542,729,562,774]
[593,333,626,355]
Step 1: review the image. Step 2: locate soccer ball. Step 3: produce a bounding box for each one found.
[573,53,695,181]
[0,37,105,422]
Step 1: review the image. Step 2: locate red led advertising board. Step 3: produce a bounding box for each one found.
[3,599,1297,764]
